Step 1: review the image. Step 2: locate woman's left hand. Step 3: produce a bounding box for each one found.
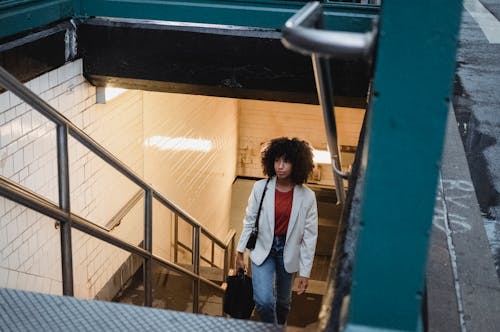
[296,276,309,295]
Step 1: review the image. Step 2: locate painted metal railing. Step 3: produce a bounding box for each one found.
[0,65,236,313]
[281,1,378,205]
[174,215,236,280]
[104,190,144,231]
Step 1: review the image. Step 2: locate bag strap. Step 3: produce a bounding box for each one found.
[254,177,271,233]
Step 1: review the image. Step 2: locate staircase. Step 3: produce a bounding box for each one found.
[110,179,342,328]
[113,263,226,316]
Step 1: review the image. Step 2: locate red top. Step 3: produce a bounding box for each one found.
[274,188,294,236]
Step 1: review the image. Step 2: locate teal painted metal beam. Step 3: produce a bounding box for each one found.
[0,0,74,40]
[74,0,377,31]
[344,1,463,331]
[0,1,377,40]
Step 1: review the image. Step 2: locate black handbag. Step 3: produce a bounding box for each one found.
[223,269,255,319]
[245,178,270,250]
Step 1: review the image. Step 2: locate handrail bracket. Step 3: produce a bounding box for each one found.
[282,1,378,205]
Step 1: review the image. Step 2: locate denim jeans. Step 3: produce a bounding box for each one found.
[251,235,293,325]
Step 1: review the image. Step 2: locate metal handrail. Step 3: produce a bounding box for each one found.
[0,65,235,310]
[105,190,144,230]
[0,175,223,291]
[106,189,233,279]
[281,1,378,205]
[0,65,229,250]
[282,1,377,59]
[176,229,236,268]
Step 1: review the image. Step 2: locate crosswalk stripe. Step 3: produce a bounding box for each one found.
[464,0,500,44]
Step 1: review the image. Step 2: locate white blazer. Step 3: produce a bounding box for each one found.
[236,177,318,278]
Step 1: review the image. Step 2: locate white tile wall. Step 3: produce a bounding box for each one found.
[68,95,143,228]
[0,60,75,295]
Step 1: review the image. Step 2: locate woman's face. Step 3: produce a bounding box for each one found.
[274,156,293,181]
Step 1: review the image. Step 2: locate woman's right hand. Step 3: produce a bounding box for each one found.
[235,252,246,272]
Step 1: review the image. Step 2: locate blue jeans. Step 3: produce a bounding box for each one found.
[251,235,293,325]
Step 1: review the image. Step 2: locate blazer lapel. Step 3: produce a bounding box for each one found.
[265,177,276,235]
[287,185,304,238]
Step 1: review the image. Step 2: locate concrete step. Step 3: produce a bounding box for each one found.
[114,261,326,328]
[175,263,225,283]
[316,221,338,256]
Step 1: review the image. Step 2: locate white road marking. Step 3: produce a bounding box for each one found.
[464,0,500,44]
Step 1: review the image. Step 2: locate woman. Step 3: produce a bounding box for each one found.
[235,137,318,325]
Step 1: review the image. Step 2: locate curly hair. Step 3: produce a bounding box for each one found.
[261,137,314,185]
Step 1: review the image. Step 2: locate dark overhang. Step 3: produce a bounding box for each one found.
[79,18,371,107]
[0,21,71,91]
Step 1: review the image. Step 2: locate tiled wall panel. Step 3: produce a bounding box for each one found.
[0,61,82,295]
[0,60,146,298]
[62,75,144,300]
[143,92,238,263]
[67,88,144,229]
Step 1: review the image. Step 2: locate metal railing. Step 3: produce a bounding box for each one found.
[102,189,236,280]
[0,65,236,313]
[105,189,143,231]
[282,1,378,205]
[174,215,236,281]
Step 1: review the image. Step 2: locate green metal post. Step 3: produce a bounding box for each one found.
[73,0,377,31]
[344,1,463,331]
[0,0,74,40]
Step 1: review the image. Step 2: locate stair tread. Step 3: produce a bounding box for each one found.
[176,263,225,282]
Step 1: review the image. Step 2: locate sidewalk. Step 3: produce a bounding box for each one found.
[427,3,500,329]
[426,108,500,331]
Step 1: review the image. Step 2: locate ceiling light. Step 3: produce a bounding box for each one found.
[144,136,213,152]
[96,87,126,103]
[313,149,331,164]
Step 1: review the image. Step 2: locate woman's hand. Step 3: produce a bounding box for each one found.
[235,252,246,272]
[296,276,309,295]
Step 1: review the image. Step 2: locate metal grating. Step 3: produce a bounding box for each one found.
[0,288,282,332]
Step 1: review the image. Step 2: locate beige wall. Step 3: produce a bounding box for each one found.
[236,99,365,187]
[143,92,238,264]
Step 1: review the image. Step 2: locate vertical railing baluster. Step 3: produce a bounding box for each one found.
[144,189,153,306]
[231,236,235,270]
[192,225,200,313]
[211,242,215,267]
[57,123,74,296]
[174,214,178,263]
[223,247,228,284]
[311,54,346,205]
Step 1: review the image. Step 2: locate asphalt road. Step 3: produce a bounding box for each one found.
[453,0,500,275]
